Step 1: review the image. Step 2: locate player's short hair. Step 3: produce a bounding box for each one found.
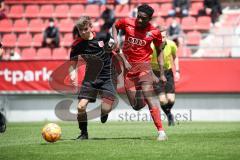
[137,4,154,17]
[75,16,92,30]
[49,18,54,22]
[0,42,2,48]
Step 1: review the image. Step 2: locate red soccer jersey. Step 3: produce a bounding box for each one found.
[115,18,162,64]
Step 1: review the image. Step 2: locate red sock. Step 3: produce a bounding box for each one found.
[150,107,164,131]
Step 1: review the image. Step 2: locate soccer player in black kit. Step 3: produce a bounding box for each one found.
[69,16,117,140]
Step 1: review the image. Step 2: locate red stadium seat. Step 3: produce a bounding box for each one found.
[52,48,68,60]
[36,48,52,60]
[28,19,44,33]
[54,5,69,18]
[149,3,160,17]
[21,48,37,60]
[25,5,40,18]
[186,31,201,46]
[84,5,100,18]
[13,19,28,33]
[159,3,172,16]
[8,5,24,19]
[181,16,196,31]
[39,5,54,18]
[2,34,17,47]
[115,4,130,18]
[69,5,84,18]
[196,16,211,31]
[32,33,43,47]
[154,17,165,27]
[165,17,180,27]
[190,2,204,16]
[100,5,114,13]
[17,34,33,48]
[59,19,74,33]
[0,19,13,32]
[61,33,73,47]
[106,0,115,3]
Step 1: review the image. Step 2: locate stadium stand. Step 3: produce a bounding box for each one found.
[21,48,37,60]
[36,48,52,60]
[0,19,13,32]
[32,33,43,47]
[17,33,32,47]
[8,5,24,19]
[28,19,44,33]
[24,5,40,18]
[0,0,239,60]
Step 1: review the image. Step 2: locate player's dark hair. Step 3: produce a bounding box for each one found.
[137,4,154,17]
[0,42,2,48]
[49,18,54,22]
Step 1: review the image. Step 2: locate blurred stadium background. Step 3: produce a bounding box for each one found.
[0,0,240,123]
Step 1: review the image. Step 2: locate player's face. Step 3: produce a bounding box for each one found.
[161,31,167,42]
[136,11,151,28]
[78,25,92,40]
[0,46,3,56]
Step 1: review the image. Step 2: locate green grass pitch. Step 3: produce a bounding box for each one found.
[0,122,240,160]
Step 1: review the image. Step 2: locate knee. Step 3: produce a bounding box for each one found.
[78,105,86,113]
[78,102,87,113]
[167,98,175,105]
[101,106,112,114]
[159,95,168,106]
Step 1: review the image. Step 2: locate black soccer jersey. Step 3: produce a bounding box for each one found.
[70,32,113,81]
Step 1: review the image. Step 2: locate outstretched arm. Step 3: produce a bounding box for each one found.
[173,54,180,81]
[112,24,131,71]
[156,42,167,83]
[69,60,78,86]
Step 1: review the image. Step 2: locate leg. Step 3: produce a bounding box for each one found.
[141,82,167,141]
[158,92,169,115]
[141,82,163,130]
[0,112,6,133]
[165,93,176,126]
[100,97,115,123]
[76,99,89,140]
[124,76,146,111]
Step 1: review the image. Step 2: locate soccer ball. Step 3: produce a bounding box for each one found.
[41,123,61,143]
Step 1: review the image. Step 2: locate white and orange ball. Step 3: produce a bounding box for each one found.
[42,123,61,143]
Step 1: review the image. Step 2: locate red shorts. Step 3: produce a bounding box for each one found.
[124,63,154,91]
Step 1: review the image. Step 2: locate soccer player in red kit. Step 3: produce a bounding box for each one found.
[112,4,168,141]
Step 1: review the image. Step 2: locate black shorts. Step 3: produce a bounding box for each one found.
[154,69,175,94]
[78,78,117,103]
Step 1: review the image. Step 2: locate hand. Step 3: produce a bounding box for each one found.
[160,74,167,84]
[175,72,180,82]
[152,73,160,84]
[70,71,78,86]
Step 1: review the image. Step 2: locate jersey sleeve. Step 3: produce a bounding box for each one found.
[115,18,126,30]
[152,29,162,48]
[70,38,83,60]
[70,47,78,60]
